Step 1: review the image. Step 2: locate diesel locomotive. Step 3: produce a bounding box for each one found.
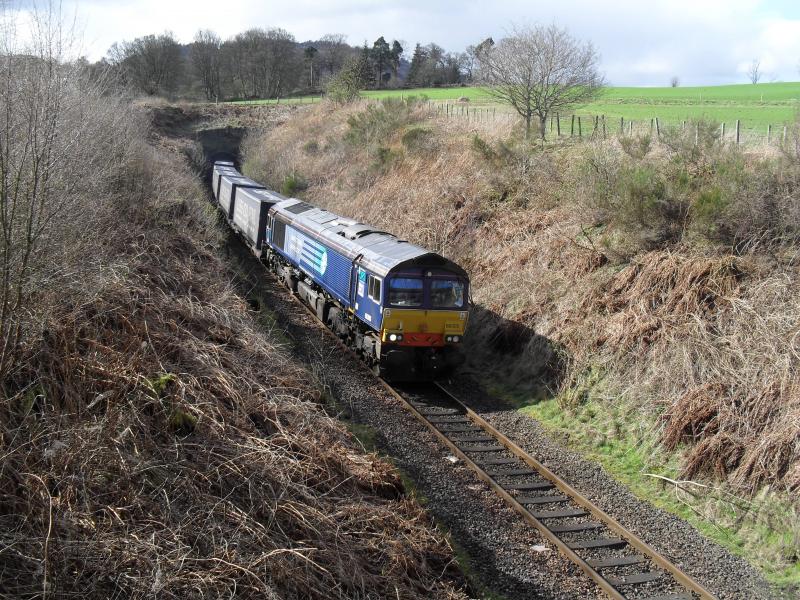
[212,160,470,381]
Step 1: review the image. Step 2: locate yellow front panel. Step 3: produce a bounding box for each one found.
[381,308,468,339]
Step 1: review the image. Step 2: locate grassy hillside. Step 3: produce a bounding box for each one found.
[0,72,467,599]
[232,81,800,131]
[242,98,800,589]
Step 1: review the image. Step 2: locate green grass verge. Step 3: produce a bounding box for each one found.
[485,376,799,590]
[228,82,800,130]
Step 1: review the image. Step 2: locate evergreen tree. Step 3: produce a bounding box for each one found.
[390,40,403,78]
[371,36,392,88]
[407,43,427,87]
[357,42,373,88]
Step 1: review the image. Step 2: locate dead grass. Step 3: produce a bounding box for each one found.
[0,116,466,599]
[243,101,800,502]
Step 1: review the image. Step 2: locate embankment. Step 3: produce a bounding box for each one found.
[0,101,467,599]
[242,98,800,587]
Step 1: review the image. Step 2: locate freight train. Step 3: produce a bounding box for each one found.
[211,160,470,381]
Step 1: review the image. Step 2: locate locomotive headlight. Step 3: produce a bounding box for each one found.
[384,309,392,318]
[389,333,398,342]
[459,312,467,321]
[397,334,403,341]
[445,335,453,342]
[452,335,460,343]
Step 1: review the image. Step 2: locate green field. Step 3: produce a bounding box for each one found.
[232,82,800,133]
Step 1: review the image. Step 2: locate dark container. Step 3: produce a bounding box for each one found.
[212,164,240,199]
[218,174,265,220]
[232,187,286,250]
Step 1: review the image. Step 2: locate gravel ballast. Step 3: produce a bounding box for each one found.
[229,238,776,600]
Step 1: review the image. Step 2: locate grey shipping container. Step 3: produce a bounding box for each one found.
[213,164,240,199]
[218,174,265,220]
[232,187,287,250]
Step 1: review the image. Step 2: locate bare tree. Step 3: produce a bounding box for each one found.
[317,34,353,82]
[222,28,301,99]
[747,58,761,84]
[191,29,222,101]
[303,45,318,88]
[0,2,134,380]
[476,24,604,139]
[670,76,680,88]
[108,31,183,96]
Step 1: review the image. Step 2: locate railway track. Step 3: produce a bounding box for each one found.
[388,383,717,600]
[241,238,719,600]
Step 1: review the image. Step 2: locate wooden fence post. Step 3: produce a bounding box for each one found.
[578,116,582,138]
[784,125,788,142]
[602,115,606,139]
[735,119,740,145]
[629,120,633,135]
[695,123,699,146]
[556,113,560,136]
[721,122,725,138]
[767,124,771,142]
[620,116,624,135]
[571,114,575,137]
[655,118,660,137]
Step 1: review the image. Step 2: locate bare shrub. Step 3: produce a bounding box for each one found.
[0,7,141,381]
[344,96,426,148]
[619,133,652,159]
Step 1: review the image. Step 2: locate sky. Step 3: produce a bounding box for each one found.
[9,0,800,86]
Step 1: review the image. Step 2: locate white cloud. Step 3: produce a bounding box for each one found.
[13,0,800,85]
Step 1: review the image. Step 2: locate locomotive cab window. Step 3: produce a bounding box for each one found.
[388,277,423,307]
[430,279,465,309]
[367,275,382,304]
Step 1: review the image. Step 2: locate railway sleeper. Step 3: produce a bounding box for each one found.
[505,482,555,491]
[606,571,663,586]
[548,522,604,534]
[587,555,646,569]
[567,537,626,550]
[486,468,537,476]
[517,495,569,505]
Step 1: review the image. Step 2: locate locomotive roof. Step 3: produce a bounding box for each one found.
[272,198,466,278]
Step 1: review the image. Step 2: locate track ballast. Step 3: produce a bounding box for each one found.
[225,202,721,599]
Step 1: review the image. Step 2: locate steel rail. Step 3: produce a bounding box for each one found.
[431,382,718,600]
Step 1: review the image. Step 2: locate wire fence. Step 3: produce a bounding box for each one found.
[424,101,796,147]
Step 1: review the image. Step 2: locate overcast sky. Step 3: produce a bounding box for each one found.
[13,0,800,86]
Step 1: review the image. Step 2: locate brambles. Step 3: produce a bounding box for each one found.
[401,126,434,152]
[302,139,320,154]
[281,171,308,195]
[345,96,425,147]
[326,56,367,104]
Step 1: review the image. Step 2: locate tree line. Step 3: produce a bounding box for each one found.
[105,23,606,142]
[103,28,478,100]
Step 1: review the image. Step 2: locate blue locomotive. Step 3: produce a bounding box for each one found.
[212,160,470,380]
